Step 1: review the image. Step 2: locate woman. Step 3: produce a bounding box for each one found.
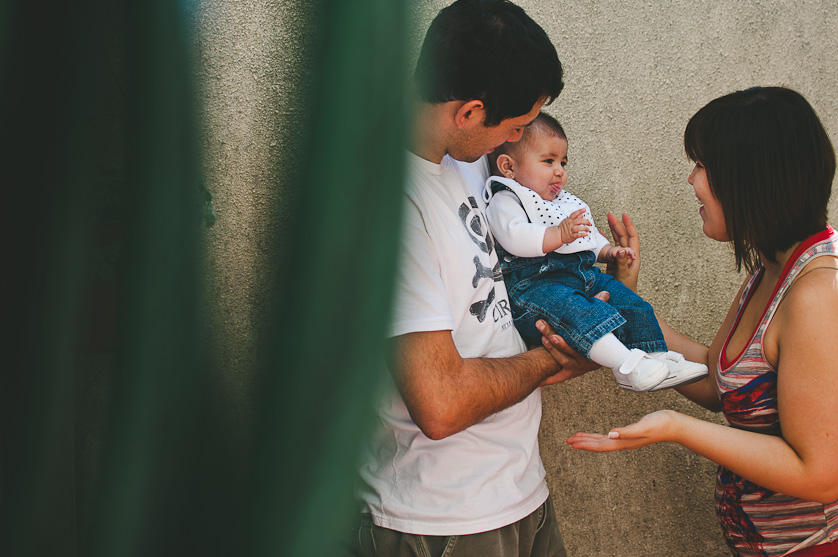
[561,87,838,556]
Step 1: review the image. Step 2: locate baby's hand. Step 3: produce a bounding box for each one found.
[556,209,591,245]
[602,245,637,264]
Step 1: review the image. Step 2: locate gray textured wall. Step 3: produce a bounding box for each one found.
[192,1,318,427]
[192,2,838,555]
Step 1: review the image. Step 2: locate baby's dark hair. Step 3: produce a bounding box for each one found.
[489,111,566,174]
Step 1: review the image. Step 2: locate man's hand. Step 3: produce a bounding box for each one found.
[535,290,611,385]
[535,291,611,387]
[605,212,640,292]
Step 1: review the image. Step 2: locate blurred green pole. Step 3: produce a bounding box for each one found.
[246,0,408,555]
[1,0,408,555]
[1,2,106,555]
[86,1,211,555]
[2,0,211,555]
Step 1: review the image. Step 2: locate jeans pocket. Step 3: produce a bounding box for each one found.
[509,274,531,293]
[357,514,377,556]
[511,307,544,347]
[535,500,548,533]
[424,534,457,557]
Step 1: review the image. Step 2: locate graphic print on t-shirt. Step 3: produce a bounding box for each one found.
[458,196,511,324]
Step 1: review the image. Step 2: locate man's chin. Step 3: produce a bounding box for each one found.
[449,153,484,162]
[448,152,485,163]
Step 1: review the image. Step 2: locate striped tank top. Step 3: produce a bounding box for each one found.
[715,226,838,557]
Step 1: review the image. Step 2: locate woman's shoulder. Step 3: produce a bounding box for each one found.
[790,254,838,289]
[763,256,838,378]
[779,255,838,325]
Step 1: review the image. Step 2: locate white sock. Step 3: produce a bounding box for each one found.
[588,333,631,369]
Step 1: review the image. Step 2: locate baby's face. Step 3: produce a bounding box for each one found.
[512,134,568,201]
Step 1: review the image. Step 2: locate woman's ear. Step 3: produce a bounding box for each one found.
[496,154,515,178]
[454,100,485,129]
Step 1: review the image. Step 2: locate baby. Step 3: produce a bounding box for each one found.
[484,112,707,391]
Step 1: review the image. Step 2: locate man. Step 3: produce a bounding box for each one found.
[355,1,599,555]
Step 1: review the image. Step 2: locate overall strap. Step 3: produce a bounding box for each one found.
[755,228,838,340]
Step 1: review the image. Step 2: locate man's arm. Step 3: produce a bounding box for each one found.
[389,324,597,440]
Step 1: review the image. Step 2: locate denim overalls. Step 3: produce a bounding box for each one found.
[496,231,667,356]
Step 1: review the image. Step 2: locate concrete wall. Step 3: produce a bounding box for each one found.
[192,2,838,555]
[191,1,319,427]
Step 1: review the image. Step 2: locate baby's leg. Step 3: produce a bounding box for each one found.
[589,272,667,353]
[508,277,668,391]
[592,273,707,390]
[507,277,623,354]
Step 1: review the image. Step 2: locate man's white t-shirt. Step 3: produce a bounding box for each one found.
[357,153,549,536]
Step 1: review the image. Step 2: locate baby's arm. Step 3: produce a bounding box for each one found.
[542,209,590,253]
[486,191,553,258]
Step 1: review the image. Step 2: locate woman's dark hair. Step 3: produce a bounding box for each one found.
[684,86,835,273]
[414,0,564,127]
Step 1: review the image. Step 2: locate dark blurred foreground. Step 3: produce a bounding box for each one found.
[0,1,407,555]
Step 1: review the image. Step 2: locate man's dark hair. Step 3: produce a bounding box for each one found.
[685,86,835,273]
[414,0,564,127]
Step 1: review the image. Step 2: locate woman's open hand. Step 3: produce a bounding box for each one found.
[566,410,682,452]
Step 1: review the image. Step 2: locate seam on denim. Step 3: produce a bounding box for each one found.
[417,534,431,557]
[577,313,626,354]
[515,294,626,355]
[587,313,626,339]
[368,522,378,555]
[510,277,532,292]
[441,535,458,557]
[356,525,364,555]
[624,339,668,353]
[535,499,548,533]
[512,301,590,354]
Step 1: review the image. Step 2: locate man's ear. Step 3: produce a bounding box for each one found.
[454,100,485,129]
[496,154,515,178]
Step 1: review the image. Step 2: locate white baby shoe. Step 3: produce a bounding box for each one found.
[611,349,670,392]
[646,351,709,391]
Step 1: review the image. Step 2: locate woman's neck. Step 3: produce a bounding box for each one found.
[759,241,803,281]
